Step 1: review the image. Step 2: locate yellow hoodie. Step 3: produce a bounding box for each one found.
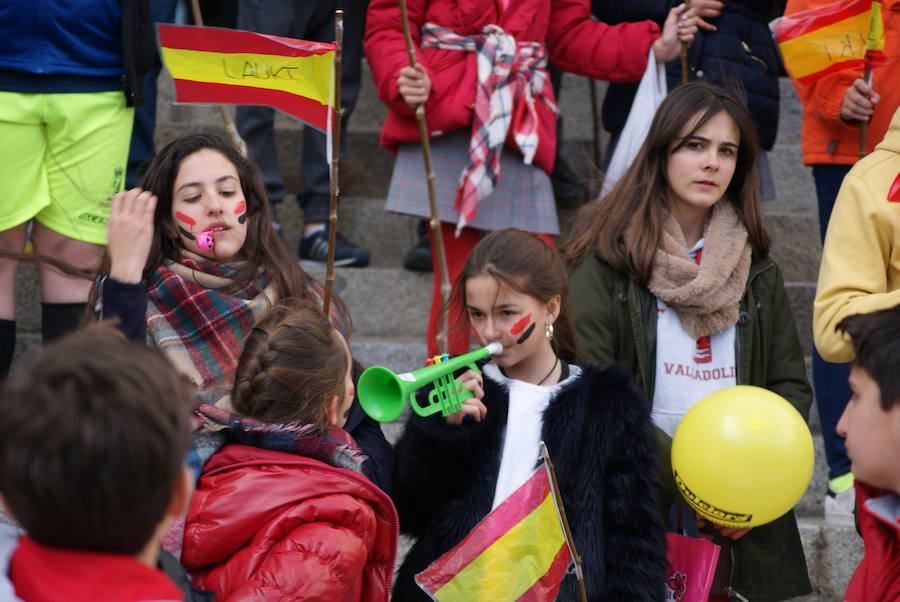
[814,105,900,362]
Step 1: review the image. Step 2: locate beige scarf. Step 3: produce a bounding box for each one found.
[647,201,752,339]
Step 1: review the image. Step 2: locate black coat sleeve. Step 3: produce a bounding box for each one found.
[95,276,148,343]
[593,368,668,600]
[345,400,395,495]
[591,0,671,25]
[392,402,491,538]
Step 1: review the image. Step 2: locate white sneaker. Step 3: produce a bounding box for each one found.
[824,486,856,526]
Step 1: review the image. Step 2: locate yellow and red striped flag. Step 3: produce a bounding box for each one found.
[158,24,335,131]
[771,0,888,85]
[415,463,574,601]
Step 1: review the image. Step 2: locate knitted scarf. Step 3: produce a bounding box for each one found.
[145,251,277,400]
[647,201,752,339]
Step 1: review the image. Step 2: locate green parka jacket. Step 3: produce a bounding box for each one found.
[570,249,813,602]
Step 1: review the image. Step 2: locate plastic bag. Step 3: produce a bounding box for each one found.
[665,500,721,601]
[601,47,667,196]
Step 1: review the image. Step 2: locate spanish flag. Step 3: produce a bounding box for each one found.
[158,25,335,131]
[771,0,888,85]
[415,463,574,601]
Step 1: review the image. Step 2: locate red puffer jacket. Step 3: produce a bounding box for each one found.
[844,481,900,602]
[365,0,660,173]
[180,444,398,601]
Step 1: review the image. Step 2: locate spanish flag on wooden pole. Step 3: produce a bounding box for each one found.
[415,442,586,602]
[771,0,888,86]
[158,24,336,132]
[158,20,345,315]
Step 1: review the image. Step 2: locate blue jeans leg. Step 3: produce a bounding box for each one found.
[812,163,853,480]
[126,0,179,188]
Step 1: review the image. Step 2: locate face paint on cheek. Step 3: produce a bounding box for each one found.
[234,200,247,224]
[175,212,196,227]
[509,314,532,335]
[515,322,536,345]
[177,226,196,241]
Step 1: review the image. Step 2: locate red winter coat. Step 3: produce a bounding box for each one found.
[365,0,661,173]
[180,444,398,602]
[844,481,900,602]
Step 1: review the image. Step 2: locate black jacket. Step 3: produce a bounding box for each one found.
[392,363,667,601]
[594,0,785,150]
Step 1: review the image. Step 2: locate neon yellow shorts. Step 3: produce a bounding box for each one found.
[0,90,134,244]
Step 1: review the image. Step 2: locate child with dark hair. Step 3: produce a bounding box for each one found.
[0,327,198,601]
[833,305,900,601]
[178,300,398,602]
[392,228,666,600]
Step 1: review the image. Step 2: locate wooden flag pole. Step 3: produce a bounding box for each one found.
[188,0,248,156]
[680,0,692,84]
[399,0,451,354]
[540,441,587,602]
[589,78,603,174]
[860,67,872,159]
[322,10,344,317]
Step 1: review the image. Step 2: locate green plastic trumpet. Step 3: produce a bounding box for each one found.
[357,342,503,422]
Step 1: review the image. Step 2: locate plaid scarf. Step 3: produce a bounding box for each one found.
[421,22,556,234]
[146,252,277,400]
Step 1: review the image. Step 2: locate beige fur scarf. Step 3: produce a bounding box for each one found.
[647,201,751,339]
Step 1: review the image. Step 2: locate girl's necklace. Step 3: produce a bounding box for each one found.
[535,356,560,386]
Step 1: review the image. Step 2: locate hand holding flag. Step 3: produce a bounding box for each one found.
[415,443,584,602]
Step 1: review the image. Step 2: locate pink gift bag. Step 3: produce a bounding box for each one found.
[665,500,721,602]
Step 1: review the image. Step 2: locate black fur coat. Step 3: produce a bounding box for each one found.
[392,363,667,601]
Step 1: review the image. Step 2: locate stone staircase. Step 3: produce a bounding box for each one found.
[11,65,862,599]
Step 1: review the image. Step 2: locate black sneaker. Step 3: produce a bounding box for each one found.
[299,228,370,268]
[403,235,433,272]
[403,220,433,272]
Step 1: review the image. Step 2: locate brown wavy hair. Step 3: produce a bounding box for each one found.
[562,81,770,283]
[446,228,578,362]
[232,299,349,430]
[87,133,348,325]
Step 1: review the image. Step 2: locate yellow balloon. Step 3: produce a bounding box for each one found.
[671,386,814,528]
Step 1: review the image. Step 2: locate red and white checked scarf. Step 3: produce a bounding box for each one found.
[421,22,557,234]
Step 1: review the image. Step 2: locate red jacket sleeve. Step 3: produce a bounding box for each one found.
[546,0,661,82]
[365,0,437,118]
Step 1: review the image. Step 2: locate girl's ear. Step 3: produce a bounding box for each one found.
[545,294,561,325]
[324,394,341,427]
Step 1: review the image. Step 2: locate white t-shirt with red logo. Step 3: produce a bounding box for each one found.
[651,239,737,437]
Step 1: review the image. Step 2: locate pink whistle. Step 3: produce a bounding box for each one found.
[196,230,215,251]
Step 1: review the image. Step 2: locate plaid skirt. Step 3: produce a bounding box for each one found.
[385,131,559,234]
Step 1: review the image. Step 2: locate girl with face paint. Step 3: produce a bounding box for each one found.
[90,135,394,492]
[391,228,667,601]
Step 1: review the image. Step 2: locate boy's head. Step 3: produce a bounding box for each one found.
[836,305,900,493]
[0,326,194,555]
